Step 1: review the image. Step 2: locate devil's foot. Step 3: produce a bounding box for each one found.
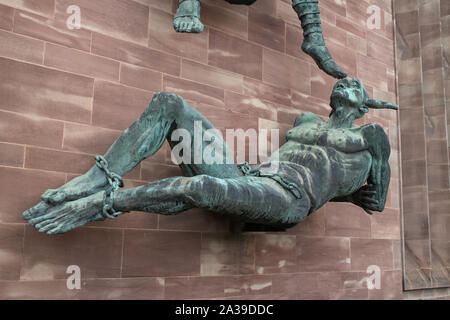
[23,161,112,223]
[40,167,108,206]
[24,176,106,222]
[173,0,204,33]
[26,193,105,234]
[22,183,105,228]
[302,34,347,79]
[22,201,51,221]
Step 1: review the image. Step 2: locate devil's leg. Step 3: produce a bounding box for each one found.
[28,175,309,234]
[23,91,241,221]
[29,92,184,209]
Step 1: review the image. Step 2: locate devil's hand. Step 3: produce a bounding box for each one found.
[351,184,379,215]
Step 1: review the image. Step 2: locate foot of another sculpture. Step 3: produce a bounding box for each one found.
[293,0,347,79]
[173,0,204,33]
[302,32,347,79]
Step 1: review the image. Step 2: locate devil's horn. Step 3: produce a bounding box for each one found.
[366,99,398,110]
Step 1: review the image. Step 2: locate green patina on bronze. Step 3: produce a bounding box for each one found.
[174,0,347,79]
[23,78,398,235]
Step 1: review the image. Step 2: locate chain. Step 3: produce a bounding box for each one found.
[95,155,124,219]
[237,162,260,176]
[238,162,302,199]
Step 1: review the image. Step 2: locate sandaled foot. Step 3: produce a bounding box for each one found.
[27,193,105,234]
[173,0,204,33]
[302,34,347,79]
[174,16,204,33]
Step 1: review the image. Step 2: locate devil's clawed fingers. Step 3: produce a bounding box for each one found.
[361,197,378,204]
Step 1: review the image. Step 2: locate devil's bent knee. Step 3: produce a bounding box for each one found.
[143,92,184,118]
[152,91,181,104]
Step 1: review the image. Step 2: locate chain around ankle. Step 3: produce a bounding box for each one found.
[95,155,125,219]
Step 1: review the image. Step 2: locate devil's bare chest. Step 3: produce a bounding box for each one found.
[285,123,367,152]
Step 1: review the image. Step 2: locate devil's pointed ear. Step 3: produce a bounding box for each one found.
[366,99,399,110]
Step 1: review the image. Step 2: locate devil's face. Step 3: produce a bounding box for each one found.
[330,78,367,109]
